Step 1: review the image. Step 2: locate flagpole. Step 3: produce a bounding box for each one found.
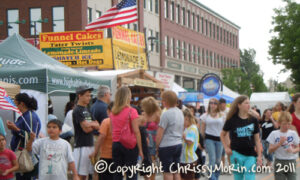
[137,0,141,70]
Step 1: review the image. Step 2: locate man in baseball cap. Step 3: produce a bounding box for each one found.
[73,85,99,178]
[75,85,94,94]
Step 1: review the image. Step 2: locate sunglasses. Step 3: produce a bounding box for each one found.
[209,102,218,105]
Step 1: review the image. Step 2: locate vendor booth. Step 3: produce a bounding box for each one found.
[0,34,110,135]
[250,92,291,113]
[85,69,165,105]
[0,81,20,98]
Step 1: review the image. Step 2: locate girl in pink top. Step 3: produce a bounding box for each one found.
[110,86,143,180]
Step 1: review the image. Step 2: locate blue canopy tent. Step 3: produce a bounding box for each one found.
[178,92,235,104]
[203,93,235,103]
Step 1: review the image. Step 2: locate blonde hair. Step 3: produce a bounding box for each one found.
[278,111,292,123]
[183,109,196,125]
[112,86,131,115]
[141,97,161,116]
[226,95,249,121]
[207,98,220,115]
[161,90,177,107]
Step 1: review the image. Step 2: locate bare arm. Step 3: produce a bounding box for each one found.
[2,159,19,176]
[80,120,99,133]
[254,133,262,158]
[131,117,143,160]
[90,134,106,158]
[269,136,286,153]
[68,162,79,180]
[270,118,279,129]
[155,126,165,149]
[201,121,206,138]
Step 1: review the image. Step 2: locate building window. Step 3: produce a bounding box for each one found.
[182,7,185,26]
[155,31,159,53]
[176,4,180,23]
[144,28,147,38]
[192,13,195,30]
[205,19,208,36]
[214,52,216,68]
[155,0,159,14]
[176,40,180,58]
[232,35,235,48]
[144,0,147,9]
[206,50,209,66]
[187,44,190,61]
[210,51,213,67]
[217,25,219,40]
[96,11,102,18]
[209,22,212,37]
[170,37,173,56]
[165,36,169,56]
[220,27,223,42]
[183,41,186,60]
[221,56,223,68]
[230,32,232,46]
[133,24,138,31]
[30,8,41,36]
[213,24,215,39]
[53,7,64,32]
[148,0,153,12]
[87,7,92,23]
[149,29,153,51]
[7,9,19,36]
[164,0,169,18]
[187,10,190,28]
[172,38,176,57]
[198,47,201,64]
[193,45,196,63]
[196,15,200,32]
[170,1,174,21]
[202,49,205,65]
[227,31,229,45]
[224,29,226,43]
[201,17,204,34]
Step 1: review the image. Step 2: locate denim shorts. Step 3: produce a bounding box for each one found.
[158,144,182,173]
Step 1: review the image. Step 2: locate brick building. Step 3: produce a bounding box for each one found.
[0,0,240,90]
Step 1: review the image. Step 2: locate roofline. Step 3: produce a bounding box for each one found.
[189,0,241,30]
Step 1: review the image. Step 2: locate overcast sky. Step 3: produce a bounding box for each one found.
[198,0,299,85]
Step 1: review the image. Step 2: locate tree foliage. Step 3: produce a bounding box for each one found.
[221,49,268,96]
[269,0,300,90]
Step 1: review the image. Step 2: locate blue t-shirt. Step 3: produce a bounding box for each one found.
[0,117,6,136]
[91,100,108,124]
[10,110,41,151]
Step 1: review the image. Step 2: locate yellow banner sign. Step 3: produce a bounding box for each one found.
[112,26,145,48]
[39,31,113,69]
[113,40,148,70]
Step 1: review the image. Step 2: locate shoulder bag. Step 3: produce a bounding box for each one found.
[119,108,137,149]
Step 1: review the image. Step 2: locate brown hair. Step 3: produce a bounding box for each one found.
[207,98,220,115]
[183,109,196,125]
[226,95,249,121]
[161,90,178,107]
[112,86,131,115]
[278,111,292,123]
[262,109,272,121]
[141,97,161,116]
[288,93,300,114]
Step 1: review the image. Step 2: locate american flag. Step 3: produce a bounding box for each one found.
[0,87,22,115]
[85,0,138,30]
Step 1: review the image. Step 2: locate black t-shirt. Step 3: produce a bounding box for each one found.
[73,105,94,148]
[261,120,275,140]
[223,115,259,156]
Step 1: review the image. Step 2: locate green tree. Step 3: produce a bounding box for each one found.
[269,0,300,90]
[221,49,268,96]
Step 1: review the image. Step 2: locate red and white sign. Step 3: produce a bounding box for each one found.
[155,72,174,90]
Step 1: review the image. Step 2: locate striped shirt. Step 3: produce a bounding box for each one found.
[180,124,199,163]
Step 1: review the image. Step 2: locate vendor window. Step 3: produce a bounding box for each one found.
[52,7,64,32]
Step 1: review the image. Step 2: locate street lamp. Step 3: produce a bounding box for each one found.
[30,18,48,47]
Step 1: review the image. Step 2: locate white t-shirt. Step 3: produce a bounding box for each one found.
[32,137,74,180]
[159,107,184,148]
[64,110,74,134]
[220,108,229,118]
[267,129,299,160]
[200,113,225,137]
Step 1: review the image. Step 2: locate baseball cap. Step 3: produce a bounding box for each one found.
[76,85,94,94]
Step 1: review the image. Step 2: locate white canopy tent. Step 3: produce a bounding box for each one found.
[250,92,291,113]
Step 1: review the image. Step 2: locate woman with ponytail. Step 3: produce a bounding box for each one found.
[289,93,300,136]
[6,93,41,180]
[220,95,262,180]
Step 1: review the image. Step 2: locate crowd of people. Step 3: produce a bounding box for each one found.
[0,85,300,180]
